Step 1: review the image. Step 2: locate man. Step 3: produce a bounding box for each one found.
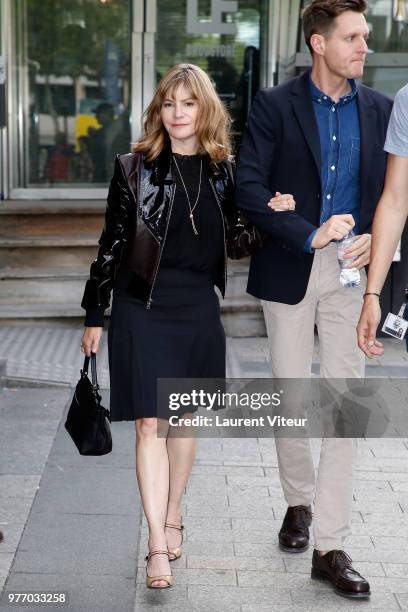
[357,83,408,357]
[235,0,392,599]
[87,102,129,183]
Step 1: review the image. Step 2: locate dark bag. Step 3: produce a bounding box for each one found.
[222,159,263,260]
[227,213,264,260]
[65,352,112,456]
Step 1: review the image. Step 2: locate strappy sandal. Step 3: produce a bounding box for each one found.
[145,549,173,588]
[165,520,184,561]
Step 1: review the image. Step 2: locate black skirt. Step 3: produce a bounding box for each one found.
[107,267,226,420]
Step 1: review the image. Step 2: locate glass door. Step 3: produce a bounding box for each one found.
[146,0,270,150]
[7,0,132,196]
[4,0,270,197]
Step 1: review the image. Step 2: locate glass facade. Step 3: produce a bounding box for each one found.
[10,0,131,188]
[364,0,408,96]
[2,0,408,196]
[155,0,269,145]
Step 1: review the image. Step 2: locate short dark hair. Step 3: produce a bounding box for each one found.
[302,0,367,54]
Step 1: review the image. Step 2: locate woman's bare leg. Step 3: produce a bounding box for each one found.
[135,417,170,586]
[165,414,197,554]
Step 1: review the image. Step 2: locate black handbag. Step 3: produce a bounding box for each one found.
[223,159,263,260]
[227,213,264,260]
[65,352,112,456]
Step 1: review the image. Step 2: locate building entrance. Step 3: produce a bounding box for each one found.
[1,0,268,198]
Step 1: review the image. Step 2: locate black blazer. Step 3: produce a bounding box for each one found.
[235,69,393,304]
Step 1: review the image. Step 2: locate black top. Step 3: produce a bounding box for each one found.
[161,152,224,275]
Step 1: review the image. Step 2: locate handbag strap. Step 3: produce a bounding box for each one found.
[82,352,98,388]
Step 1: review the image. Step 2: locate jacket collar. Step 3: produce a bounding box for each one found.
[290,69,321,180]
[143,140,173,185]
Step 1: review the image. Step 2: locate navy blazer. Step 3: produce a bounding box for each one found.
[235,69,393,304]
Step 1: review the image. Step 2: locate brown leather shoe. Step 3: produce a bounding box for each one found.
[278,505,312,553]
[311,550,370,599]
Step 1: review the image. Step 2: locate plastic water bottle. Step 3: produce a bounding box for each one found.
[337,230,361,288]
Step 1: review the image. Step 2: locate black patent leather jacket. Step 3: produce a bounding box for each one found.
[81,147,236,324]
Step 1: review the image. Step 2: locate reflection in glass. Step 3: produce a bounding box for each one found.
[156,0,268,149]
[364,0,408,96]
[16,0,131,187]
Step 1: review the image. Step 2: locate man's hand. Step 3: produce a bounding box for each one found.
[357,295,384,358]
[344,233,371,269]
[311,214,355,250]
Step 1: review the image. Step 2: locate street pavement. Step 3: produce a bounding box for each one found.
[0,327,408,611]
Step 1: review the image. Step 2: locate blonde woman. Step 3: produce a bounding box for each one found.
[80,63,289,589]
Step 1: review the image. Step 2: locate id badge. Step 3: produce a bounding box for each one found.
[382,304,408,340]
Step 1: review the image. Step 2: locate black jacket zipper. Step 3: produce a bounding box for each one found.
[208,179,227,296]
[145,183,177,309]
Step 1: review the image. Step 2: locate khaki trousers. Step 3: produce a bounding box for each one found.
[262,242,366,551]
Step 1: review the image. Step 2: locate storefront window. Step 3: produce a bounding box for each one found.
[155,0,269,146]
[11,0,131,188]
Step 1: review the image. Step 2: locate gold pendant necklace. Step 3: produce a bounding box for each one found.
[172,155,202,236]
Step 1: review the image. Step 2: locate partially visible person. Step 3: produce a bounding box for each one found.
[45,132,73,183]
[86,102,130,182]
[357,83,408,357]
[74,136,94,182]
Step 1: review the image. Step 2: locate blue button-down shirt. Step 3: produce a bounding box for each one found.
[304,76,361,253]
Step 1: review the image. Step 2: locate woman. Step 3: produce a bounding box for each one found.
[80,63,292,589]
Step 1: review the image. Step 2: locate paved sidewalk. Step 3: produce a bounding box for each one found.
[0,387,142,612]
[135,437,408,611]
[135,338,408,611]
[0,388,70,596]
[0,328,408,611]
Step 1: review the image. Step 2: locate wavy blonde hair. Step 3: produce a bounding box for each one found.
[132,63,232,163]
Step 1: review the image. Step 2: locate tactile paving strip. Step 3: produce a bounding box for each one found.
[0,328,242,388]
[0,327,110,388]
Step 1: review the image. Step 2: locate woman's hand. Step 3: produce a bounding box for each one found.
[267,191,296,211]
[81,327,103,356]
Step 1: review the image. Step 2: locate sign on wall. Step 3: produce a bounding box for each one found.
[187,0,238,35]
